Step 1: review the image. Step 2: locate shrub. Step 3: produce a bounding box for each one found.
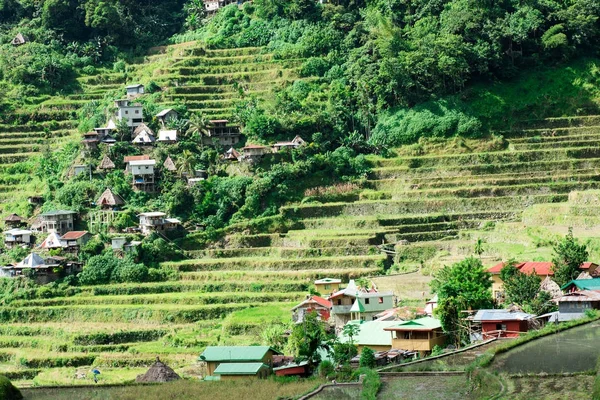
[318,359,334,378]
[113,60,126,72]
[359,347,376,369]
[0,374,22,400]
[111,260,148,283]
[353,367,380,400]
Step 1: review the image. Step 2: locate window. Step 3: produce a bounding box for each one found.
[403,332,410,339]
[337,299,342,306]
[125,111,129,114]
[365,298,370,305]
[496,323,507,331]
[378,297,383,304]
[324,284,330,290]
[135,110,139,114]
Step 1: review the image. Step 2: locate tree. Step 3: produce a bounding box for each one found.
[288,311,329,370]
[500,264,541,306]
[260,323,289,352]
[177,149,197,177]
[474,238,486,258]
[552,228,588,287]
[342,323,360,347]
[186,113,211,148]
[430,257,493,346]
[359,347,376,368]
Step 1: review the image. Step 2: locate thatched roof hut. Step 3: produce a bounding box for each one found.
[97,188,125,209]
[12,33,28,46]
[135,357,180,383]
[98,155,116,170]
[163,156,177,172]
[540,276,562,298]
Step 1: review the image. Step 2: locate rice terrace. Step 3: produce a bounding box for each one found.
[1,1,600,400]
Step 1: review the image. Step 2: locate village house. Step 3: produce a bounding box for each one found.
[129,159,156,192]
[11,33,29,46]
[97,188,125,210]
[126,84,145,97]
[562,278,600,292]
[39,210,76,235]
[71,164,90,178]
[98,155,116,172]
[291,295,332,323]
[206,120,241,146]
[242,144,270,163]
[132,124,156,145]
[272,136,306,153]
[81,132,99,152]
[114,99,144,128]
[384,317,445,356]
[4,229,33,249]
[328,280,394,330]
[59,231,91,253]
[374,306,425,322]
[157,129,178,144]
[4,214,26,229]
[124,155,150,171]
[40,231,64,250]
[0,253,60,284]
[94,120,117,143]
[163,156,177,173]
[156,109,179,127]
[314,277,341,294]
[138,212,180,235]
[470,309,534,339]
[553,290,600,321]
[223,147,241,162]
[199,346,280,378]
[339,320,399,353]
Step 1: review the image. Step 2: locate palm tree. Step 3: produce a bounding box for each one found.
[186,113,211,148]
[474,238,486,259]
[177,150,196,177]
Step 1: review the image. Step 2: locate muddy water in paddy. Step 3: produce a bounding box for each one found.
[493,321,600,373]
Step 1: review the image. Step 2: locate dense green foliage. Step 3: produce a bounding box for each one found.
[0,374,22,400]
[431,257,493,345]
[552,228,589,287]
[78,253,148,285]
[500,264,555,315]
[288,311,329,369]
[359,347,376,369]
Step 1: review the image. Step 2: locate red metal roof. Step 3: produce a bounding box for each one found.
[490,261,598,276]
[123,155,150,163]
[60,231,89,240]
[581,262,598,270]
[311,296,332,308]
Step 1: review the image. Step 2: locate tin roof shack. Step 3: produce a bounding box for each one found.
[213,363,270,381]
[59,231,91,254]
[132,124,156,145]
[157,130,177,144]
[129,160,156,192]
[156,109,179,127]
[138,212,180,236]
[384,317,445,357]
[339,320,398,353]
[114,99,144,128]
[272,136,306,153]
[553,290,600,322]
[199,346,281,378]
[4,214,26,229]
[563,278,600,292]
[328,280,394,330]
[0,253,61,284]
[471,309,534,339]
[207,120,240,146]
[39,210,76,235]
[273,361,309,377]
[291,296,332,323]
[126,84,145,97]
[314,277,341,295]
[4,229,33,249]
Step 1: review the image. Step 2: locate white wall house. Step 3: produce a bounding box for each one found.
[114,100,144,128]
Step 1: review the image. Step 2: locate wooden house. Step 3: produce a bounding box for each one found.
[156,109,179,127]
[4,214,26,229]
[272,136,305,153]
[138,212,180,235]
[126,84,145,97]
[82,132,99,151]
[157,130,177,144]
[471,309,534,339]
[199,346,280,377]
[97,188,125,210]
[39,210,76,235]
[11,33,29,46]
[129,160,156,192]
[206,119,240,146]
[59,231,91,253]
[223,147,241,161]
[314,277,341,294]
[114,100,144,128]
[98,155,116,171]
[242,144,270,163]
[553,290,600,322]
[384,317,445,356]
[291,295,332,323]
[132,124,156,145]
[4,229,33,249]
[328,280,394,330]
[339,320,399,353]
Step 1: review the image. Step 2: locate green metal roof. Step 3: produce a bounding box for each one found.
[199,346,279,362]
[339,320,397,346]
[213,362,269,375]
[390,316,442,330]
[350,299,365,312]
[561,278,600,291]
[273,360,308,371]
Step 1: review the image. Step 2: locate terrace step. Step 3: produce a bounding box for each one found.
[172,53,275,67]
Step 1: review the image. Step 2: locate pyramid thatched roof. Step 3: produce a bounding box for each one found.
[98,155,115,170]
[135,357,180,383]
[540,276,562,298]
[163,156,176,172]
[97,188,125,207]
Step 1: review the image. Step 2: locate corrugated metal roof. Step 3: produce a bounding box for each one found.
[562,278,600,291]
[385,316,442,331]
[339,320,397,346]
[472,309,534,322]
[60,231,89,240]
[199,346,279,362]
[555,290,600,302]
[213,363,268,375]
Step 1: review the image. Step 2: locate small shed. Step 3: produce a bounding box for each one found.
[132,124,155,145]
[98,155,116,171]
[157,130,178,143]
[213,363,270,381]
[273,361,309,377]
[12,33,29,46]
[163,156,177,172]
[135,357,180,383]
[471,309,534,339]
[126,84,145,97]
[97,188,125,210]
[223,147,241,161]
[156,109,178,127]
[314,277,341,294]
[4,214,25,229]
